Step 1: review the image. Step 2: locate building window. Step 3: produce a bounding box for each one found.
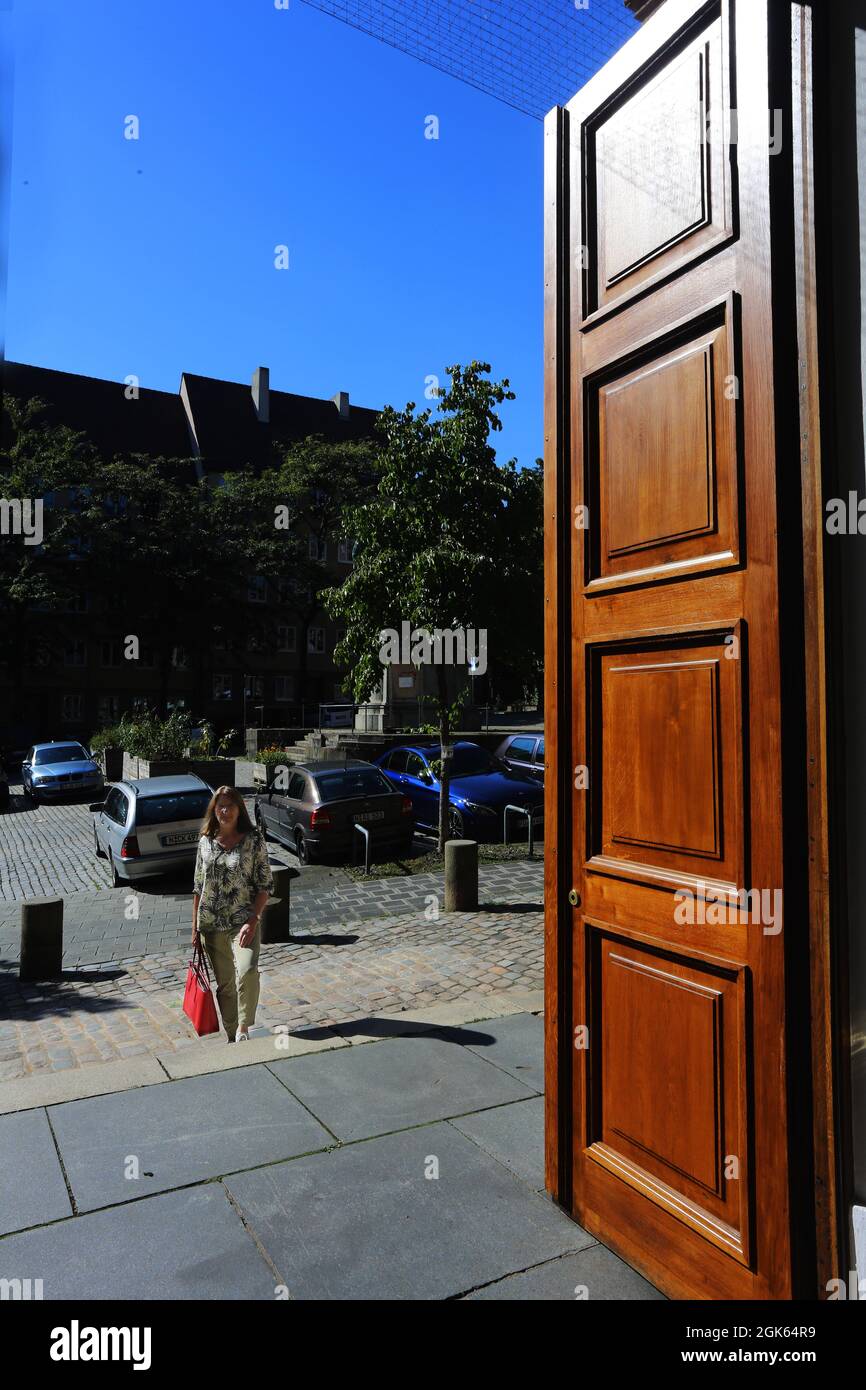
[309,535,327,562]
[137,645,156,669]
[307,627,326,655]
[338,539,353,564]
[61,693,83,722]
[275,578,292,605]
[98,694,121,724]
[130,695,149,713]
[101,640,122,668]
[64,639,87,667]
[277,624,296,653]
[244,675,265,699]
[213,674,233,701]
[247,575,267,604]
[274,675,294,702]
[171,646,189,669]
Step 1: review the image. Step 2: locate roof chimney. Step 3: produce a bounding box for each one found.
[333,390,350,419]
[252,366,269,423]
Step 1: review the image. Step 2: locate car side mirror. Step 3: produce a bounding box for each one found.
[88,802,105,813]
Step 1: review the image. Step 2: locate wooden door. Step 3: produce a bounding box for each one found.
[544,0,826,1300]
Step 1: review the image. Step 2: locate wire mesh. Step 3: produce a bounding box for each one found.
[299,0,639,119]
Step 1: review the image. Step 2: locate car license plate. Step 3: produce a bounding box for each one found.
[161,831,197,846]
[356,810,385,823]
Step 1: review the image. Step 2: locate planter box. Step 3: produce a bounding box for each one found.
[121,754,235,789]
[100,747,124,782]
[253,760,294,788]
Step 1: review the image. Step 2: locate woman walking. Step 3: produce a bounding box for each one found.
[192,786,274,1042]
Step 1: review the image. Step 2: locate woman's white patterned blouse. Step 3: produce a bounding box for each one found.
[193,830,274,932]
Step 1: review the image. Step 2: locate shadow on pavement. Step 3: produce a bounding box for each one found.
[297,1016,499,1046]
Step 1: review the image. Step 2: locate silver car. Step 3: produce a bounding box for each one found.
[22,741,104,803]
[90,774,213,885]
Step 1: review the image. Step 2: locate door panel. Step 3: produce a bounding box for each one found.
[544,0,813,1301]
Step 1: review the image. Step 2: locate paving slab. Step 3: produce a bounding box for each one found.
[48,1065,334,1211]
[450,1095,545,1190]
[456,1010,545,1090]
[0,1108,72,1236]
[0,1055,166,1116]
[0,1184,278,1300]
[224,1120,592,1299]
[267,1031,538,1141]
[464,1243,666,1300]
[156,1028,349,1079]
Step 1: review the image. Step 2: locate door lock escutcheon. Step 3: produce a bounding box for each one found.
[568,888,581,908]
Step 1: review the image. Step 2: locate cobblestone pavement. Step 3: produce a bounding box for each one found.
[0,859,543,967]
[0,902,544,1081]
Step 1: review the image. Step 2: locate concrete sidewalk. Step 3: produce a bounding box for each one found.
[0,999,664,1300]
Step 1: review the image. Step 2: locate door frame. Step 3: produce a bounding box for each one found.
[542,0,848,1297]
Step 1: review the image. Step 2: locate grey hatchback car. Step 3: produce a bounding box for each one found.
[90,775,213,885]
[255,759,414,864]
[493,733,545,785]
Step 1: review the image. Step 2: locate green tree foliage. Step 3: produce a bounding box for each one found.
[322,361,541,851]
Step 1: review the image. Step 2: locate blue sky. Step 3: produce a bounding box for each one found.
[4,0,635,470]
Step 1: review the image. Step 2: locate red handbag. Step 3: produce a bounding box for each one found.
[183,939,220,1037]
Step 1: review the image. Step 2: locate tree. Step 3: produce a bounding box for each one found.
[323,360,534,853]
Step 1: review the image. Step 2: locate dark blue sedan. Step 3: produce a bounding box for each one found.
[375,741,543,842]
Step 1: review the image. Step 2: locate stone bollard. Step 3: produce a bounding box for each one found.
[20,896,64,980]
[444,840,478,912]
[261,864,300,944]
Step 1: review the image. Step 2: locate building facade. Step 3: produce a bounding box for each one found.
[0,361,380,744]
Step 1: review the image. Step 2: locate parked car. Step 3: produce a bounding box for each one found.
[21,741,104,804]
[0,763,8,811]
[255,759,414,865]
[90,774,213,885]
[376,740,544,842]
[494,733,545,784]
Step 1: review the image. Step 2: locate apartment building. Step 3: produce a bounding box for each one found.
[0,360,379,741]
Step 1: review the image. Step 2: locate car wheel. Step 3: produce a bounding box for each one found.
[108,849,122,887]
[94,824,106,859]
[448,808,465,839]
[255,806,268,839]
[295,830,311,866]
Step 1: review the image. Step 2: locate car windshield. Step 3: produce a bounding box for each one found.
[313,768,394,800]
[35,745,88,764]
[134,791,212,825]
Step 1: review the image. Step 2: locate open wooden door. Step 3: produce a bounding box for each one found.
[543,0,833,1299]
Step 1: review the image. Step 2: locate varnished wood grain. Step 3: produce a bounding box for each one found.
[544,0,828,1300]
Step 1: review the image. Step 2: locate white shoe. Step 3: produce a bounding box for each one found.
[235,1028,249,1043]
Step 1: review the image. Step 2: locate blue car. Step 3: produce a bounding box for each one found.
[375,740,543,842]
[21,741,104,804]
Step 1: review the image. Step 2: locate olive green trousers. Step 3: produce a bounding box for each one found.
[201,925,260,1038]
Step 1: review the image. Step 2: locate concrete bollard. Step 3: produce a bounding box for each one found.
[261,864,299,944]
[20,896,64,980]
[444,840,478,912]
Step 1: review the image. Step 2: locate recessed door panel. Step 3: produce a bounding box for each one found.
[544,0,810,1302]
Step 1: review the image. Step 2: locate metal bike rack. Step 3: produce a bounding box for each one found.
[354,822,372,875]
[503,803,536,857]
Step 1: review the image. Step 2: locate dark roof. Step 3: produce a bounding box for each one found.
[295,759,377,773]
[2,361,193,461]
[2,361,381,472]
[181,373,380,472]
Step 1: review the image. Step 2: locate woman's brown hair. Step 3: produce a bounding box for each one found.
[199,785,255,839]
